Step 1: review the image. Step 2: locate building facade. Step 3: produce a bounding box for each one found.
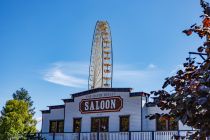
[41,88,192,136]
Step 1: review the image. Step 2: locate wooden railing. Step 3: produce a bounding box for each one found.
[28,131,209,140]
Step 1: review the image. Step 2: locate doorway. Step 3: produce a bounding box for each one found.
[91,117,109,132]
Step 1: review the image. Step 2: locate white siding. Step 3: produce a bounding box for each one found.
[142,106,155,131]
[42,113,50,132]
[42,108,64,132]
[145,106,192,131]
[41,89,192,133]
[64,91,143,132]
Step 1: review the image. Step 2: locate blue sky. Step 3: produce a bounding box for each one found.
[0,0,206,130]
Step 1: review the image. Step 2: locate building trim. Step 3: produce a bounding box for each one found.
[41,110,51,114]
[130,92,149,97]
[41,105,65,114]
[72,88,132,98]
[62,88,133,103]
[41,113,44,132]
[64,104,66,127]
[48,105,65,110]
[62,98,74,103]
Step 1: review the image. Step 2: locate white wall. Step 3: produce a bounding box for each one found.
[64,91,143,132]
[42,108,64,132]
[41,90,192,133]
[145,106,192,131]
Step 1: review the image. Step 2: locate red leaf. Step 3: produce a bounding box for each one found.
[203,17,210,27]
[203,41,210,46]
[183,29,193,36]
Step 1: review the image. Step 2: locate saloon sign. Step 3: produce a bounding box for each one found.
[79,96,123,114]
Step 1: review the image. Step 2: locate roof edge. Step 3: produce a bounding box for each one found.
[48,105,65,110]
[72,88,132,98]
[41,110,50,114]
[62,98,74,103]
[130,92,150,97]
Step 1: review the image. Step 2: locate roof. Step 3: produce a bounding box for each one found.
[130,92,150,97]
[62,88,149,103]
[40,110,50,114]
[41,88,151,113]
[72,88,133,98]
[62,98,74,103]
[62,88,132,103]
[40,105,65,114]
[47,105,65,110]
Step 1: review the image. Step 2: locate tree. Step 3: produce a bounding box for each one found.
[13,88,35,116]
[0,100,36,140]
[146,1,210,139]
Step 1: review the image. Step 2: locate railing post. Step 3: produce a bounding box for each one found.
[78,132,80,140]
[129,131,131,140]
[152,131,154,140]
[38,133,40,140]
[53,132,55,140]
[97,132,99,140]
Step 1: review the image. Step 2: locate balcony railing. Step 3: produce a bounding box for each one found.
[28,131,210,140]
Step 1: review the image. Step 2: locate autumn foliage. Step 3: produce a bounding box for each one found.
[146,10,210,140]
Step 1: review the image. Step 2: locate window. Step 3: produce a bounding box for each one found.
[91,117,109,132]
[168,117,178,130]
[50,121,57,133]
[57,121,64,133]
[49,120,64,133]
[73,118,82,133]
[120,116,129,132]
[156,117,178,131]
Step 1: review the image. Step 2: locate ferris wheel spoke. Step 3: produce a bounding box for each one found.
[88,21,112,89]
[94,78,103,87]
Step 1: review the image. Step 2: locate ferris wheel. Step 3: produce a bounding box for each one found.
[88,21,113,89]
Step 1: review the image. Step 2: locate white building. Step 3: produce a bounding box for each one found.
[37,20,197,140]
[41,88,192,140]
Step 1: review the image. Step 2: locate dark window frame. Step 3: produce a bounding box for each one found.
[49,121,57,133]
[119,115,130,132]
[49,120,64,133]
[156,117,178,131]
[73,118,82,133]
[91,117,109,132]
[57,120,64,133]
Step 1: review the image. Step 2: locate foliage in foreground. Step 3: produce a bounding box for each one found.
[13,88,35,116]
[146,3,210,139]
[0,89,37,140]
